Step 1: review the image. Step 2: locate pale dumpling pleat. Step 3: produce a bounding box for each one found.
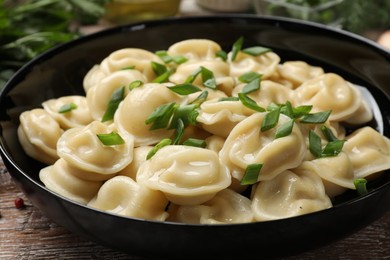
[42,95,93,129]
[83,64,108,93]
[167,39,222,61]
[294,73,362,122]
[228,51,280,79]
[18,108,63,165]
[88,176,169,221]
[342,126,390,179]
[57,121,134,175]
[277,61,324,89]
[100,48,159,81]
[114,83,182,146]
[219,113,306,182]
[136,145,231,206]
[251,170,332,221]
[168,189,253,224]
[86,70,147,121]
[39,158,103,204]
[197,99,256,138]
[205,135,226,153]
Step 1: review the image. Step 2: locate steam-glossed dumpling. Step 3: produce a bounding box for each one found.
[197,99,256,138]
[42,95,93,129]
[168,189,253,224]
[114,83,182,146]
[39,158,103,204]
[88,176,168,221]
[57,121,134,175]
[251,169,332,221]
[343,126,390,179]
[118,145,153,180]
[219,113,306,183]
[18,108,63,165]
[137,145,231,205]
[277,61,324,89]
[86,70,147,121]
[167,39,222,61]
[100,48,159,81]
[228,51,280,79]
[294,73,362,122]
[83,65,108,93]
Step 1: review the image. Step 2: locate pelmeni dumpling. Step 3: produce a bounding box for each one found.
[42,95,93,129]
[205,135,226,153]
[294,152,355,198]
[251,169,332,221]
[88,176,169,221]
[57,121,134,175]
[86,70,147,121]
[219,113,306,182]
[197,99,256,138]
[167,39,222,61]
[118,145,153,180]
[100,48,159,81]
[342,126,390,179]
[137,145,231,205]
[294,73,362,122]
[228,51,280,79]
[277,61,324,89]
[83,65,108,93]
[168,188,253,224]
[114,83,182,146]
[40,158,103,204]
[18,108,63,165]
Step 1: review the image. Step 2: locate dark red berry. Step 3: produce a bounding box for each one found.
[14,197,25,209]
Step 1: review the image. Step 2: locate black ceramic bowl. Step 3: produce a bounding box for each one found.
[0,15,389,258]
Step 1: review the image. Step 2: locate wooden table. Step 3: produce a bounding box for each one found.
[1,160,389,259]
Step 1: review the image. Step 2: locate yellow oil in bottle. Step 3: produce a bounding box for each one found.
[104,0,182,24]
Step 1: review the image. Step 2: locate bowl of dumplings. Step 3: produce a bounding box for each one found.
[1,15,389,258]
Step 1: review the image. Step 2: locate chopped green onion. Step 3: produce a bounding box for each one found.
[242,46,271,56]
[172,55,188,64]
[102,86,125,122]
[183,138,206,148]
[167,83,202,95]
[267,103,281,112]
[58,102,77,113]
[152,68,174,83]
[146,138,172,160]
[238,93,265,112]
[292,105,313,118]
[240,163,263,185]
[97,132,125,146]
[172,118,184,145]
[168,104,198,129]
[219,96,240,102]
[155,50,173,63]
[241,78,261,94]
[145,102,177,130]
[275,119,294,139]
[200,66,217,89]
[129,80,143,90]
[216,50,227,61]
[120,65,135,70]
[309,130,322,158]
[190,91,208,107]
[261,106,281,132]
[280,101,294,119]
[238,71,262,83]
[231,36,243,62]
[321,140,345,157]
[300,110,331,124]
[151,61,167,76]
[185,67,202,84]
[320,125,338,142]
[354,178,368,195]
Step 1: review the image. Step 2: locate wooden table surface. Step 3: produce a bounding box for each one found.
[1,159,389,259]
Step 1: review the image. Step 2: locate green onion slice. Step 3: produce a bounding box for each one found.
[300,110,331,124]
[172,118,184,145]
[167,83,202,95]
[151,61,167,76]
[190,91,208,107]
[152,68,174,83]
[129,80,143,90]
[201,66,217,89]
[241,77,261,94]
[261,106,281,131]
[155,50,173,63]
[275,119,294,139]
[238,71,262,83]
[183,138,206,148]
[146,138,172,160]
[145,102,177,130]
[242,46,271,56]
[231,36,243,62]
[216,50,228,61]
[58,102,77,113]
[172,55,188,64]
[102,86,125,122]
[292,105,313,118]
[354,178,368,195]
[240,163,263,185]
[238,93,265,112]
[185,67,202,84]
[97,132,125,146]
[280,101,294,119]
[168,104,198,129]
[219,96,240,102]
[321,140,345,157]
[309,130,322,158]
[320,125,338,142]
[120,65,135,70]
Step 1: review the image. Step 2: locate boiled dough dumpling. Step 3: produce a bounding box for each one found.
[294,73,362,122]
[167,39,222,61]
[219,113,306,182]
[277,61,324,89]
[251,169,332,221]
[118,145,153,180]
[83,65,107,93]
[57,121,134,175]
[42,95,93,129]
[114,83,182,146]
[137,145,231,205]
[18,108,63,165]
[88,176,168,221]
[40,158,103,204]
[169,188,253,224]
[343,126,390,179]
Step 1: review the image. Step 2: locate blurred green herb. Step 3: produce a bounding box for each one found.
[0,0,111,89]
